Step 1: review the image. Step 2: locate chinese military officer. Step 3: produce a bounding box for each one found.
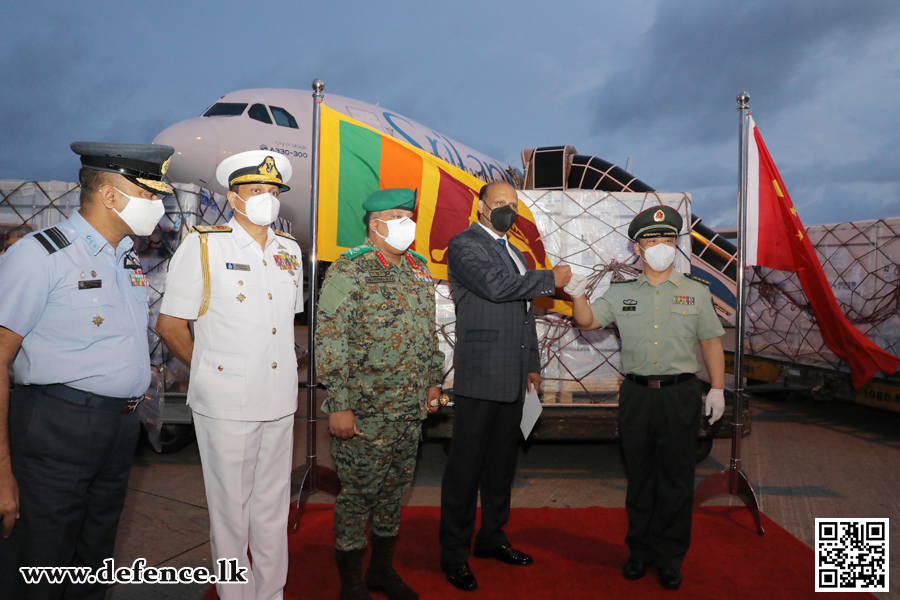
[0,142,174,600]
[569,205,726,590]
[316,188,445,600]
[155,151,303,600]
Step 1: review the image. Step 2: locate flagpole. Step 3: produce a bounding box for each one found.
[692,92,764,535]
[290,78,341,532]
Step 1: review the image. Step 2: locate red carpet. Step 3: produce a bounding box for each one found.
[202,504,877,599]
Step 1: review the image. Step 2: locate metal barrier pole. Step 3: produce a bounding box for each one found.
[290,78,341,532]
[692,93,764,535]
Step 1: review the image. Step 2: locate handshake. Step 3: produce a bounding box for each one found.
[551,265,588,298]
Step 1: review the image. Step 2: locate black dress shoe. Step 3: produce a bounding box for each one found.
[657,566,682,590]
[622,557,649,580]
[473,544,533,565]
[442,563,477,591]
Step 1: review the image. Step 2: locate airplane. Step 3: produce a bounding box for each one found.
[153,88,739,317]
[153,88,521,249]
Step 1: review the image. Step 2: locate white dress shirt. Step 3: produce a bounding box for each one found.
[160,218,303,421]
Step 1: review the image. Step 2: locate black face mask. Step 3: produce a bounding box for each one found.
[484,204,518,233]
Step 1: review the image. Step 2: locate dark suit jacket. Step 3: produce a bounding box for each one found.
[448,223,556,402]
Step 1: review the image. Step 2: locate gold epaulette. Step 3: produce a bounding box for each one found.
[273,229,295,240]
[685,273,711,286]
[193,224,232,233]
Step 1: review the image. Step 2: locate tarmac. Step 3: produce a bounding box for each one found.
[104,329,900,600]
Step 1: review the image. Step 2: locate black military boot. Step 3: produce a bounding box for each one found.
[335,548,373,600]
[365,535,419,600]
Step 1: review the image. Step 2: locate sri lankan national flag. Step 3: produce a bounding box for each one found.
[317,104,552,282]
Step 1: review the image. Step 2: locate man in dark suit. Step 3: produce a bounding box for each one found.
[439,182,571,591]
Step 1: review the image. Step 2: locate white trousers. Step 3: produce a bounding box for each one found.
[193,411,294,600]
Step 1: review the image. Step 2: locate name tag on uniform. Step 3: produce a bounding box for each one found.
[673,296,695,305]
[130,270,148,286]
[78,279,102,290]
[622,306,635,312]
[227,263,251,271]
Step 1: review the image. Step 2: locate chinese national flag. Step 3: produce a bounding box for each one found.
[745,116,900,387]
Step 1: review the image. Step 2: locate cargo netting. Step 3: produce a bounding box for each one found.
[745,218,900,371]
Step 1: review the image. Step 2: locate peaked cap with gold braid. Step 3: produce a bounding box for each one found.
[215,150,292,192]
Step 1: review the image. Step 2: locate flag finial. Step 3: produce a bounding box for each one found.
[737,92,750,110]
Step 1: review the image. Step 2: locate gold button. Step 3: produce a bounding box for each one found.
[263,260,267,266]
[238,280,244,286]
[654,325,658,328]
[654,342,658,345]
[217,365,223,371]
[268,293,273,299]
[272,327,276,334]
[683,310,687,315]
[654,361,658,365]
[656,290,659,294]
[655,307,658,311]
[272,362,277,369]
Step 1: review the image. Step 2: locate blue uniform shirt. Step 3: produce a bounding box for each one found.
[0,211,151,397]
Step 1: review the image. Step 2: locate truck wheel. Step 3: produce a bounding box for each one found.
[155,424,196,454]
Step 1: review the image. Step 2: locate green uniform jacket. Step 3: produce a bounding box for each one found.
[316,245,445,421]
[589,271,725,376]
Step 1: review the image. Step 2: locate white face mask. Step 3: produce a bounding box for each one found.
[375,217,417,252]
[233,192,280,226]
[113,188,165,236]
[640,241,677,271]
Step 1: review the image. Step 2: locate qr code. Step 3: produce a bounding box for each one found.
[816,518,888,592]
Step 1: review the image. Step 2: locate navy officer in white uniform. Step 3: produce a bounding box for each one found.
[0,142,174,600]
[156,151,303,600]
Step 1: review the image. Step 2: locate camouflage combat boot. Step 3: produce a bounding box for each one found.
[335,548,373,600]
[365,535,418,600]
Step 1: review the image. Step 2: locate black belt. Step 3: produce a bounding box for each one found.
[36,384,142,414]
[625,373,695,389]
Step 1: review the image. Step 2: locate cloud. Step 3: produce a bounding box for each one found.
[592,0,900,146]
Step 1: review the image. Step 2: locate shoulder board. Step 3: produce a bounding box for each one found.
[341,245,373,260]
[406,249,427,264]
[273,229,295,241]
[611,278,637,284]
[193,225,232,234]
[685,273,711,286]
[32,227,71,255]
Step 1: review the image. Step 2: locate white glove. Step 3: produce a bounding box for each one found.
[564,273,588,298]
[705,389,725,424]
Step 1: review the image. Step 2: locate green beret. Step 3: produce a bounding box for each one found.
[361,188,417,212]
[628,206,683,240]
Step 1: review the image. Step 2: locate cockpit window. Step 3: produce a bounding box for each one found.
[202,102,248,117]
[270,106,299,129]
[248,103,273,124]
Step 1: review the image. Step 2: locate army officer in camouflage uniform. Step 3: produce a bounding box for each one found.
[316,188,445,600]
[570,206,725,591]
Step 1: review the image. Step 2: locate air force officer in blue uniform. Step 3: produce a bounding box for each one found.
[0,142,174,600]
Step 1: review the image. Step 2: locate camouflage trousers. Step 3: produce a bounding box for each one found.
[331,419,422,551]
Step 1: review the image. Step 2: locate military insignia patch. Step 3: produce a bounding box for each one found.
[405,252,432,283]
[673,295,695,305]
[92,314,104,327]
[273,253,300,271]
[654,209,665,222]
[124,254,141,270]
[130,270,148,286]
[623,299,637,305]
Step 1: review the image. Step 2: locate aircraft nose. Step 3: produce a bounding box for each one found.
[153,118,219,188]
